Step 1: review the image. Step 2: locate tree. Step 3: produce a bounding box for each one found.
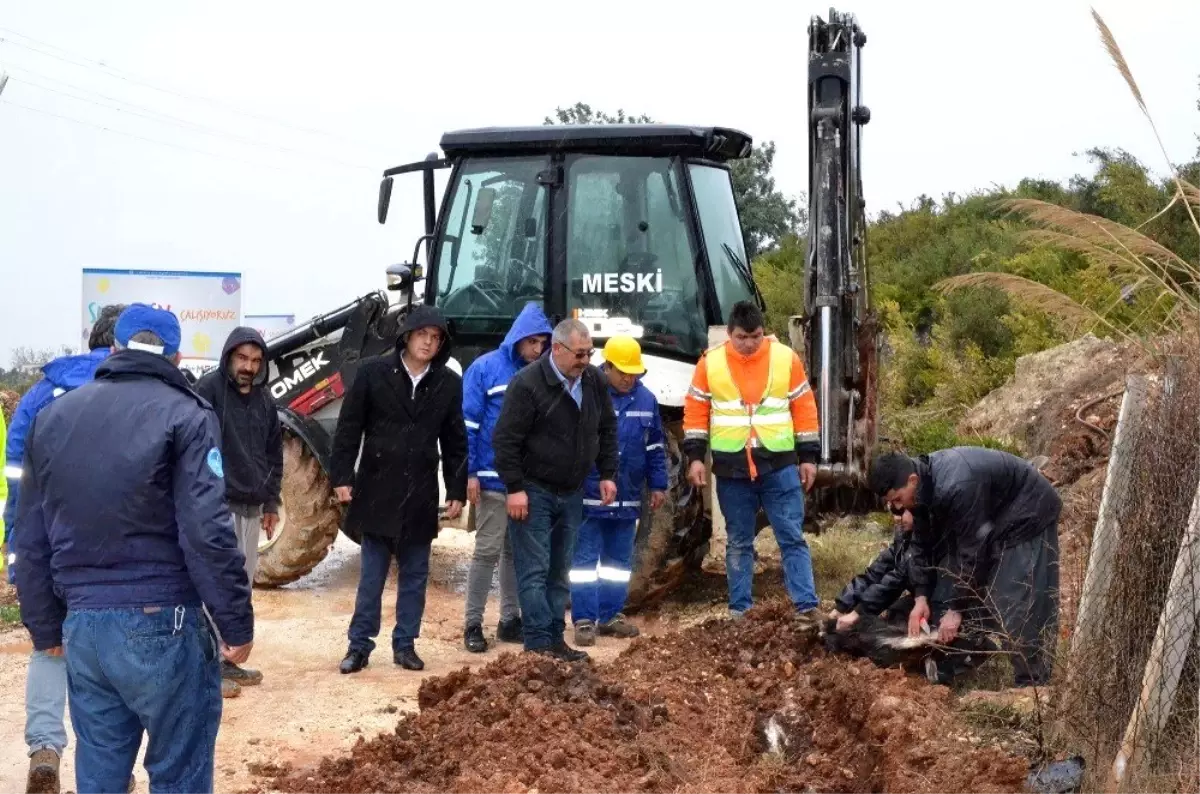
[544,103,802,257]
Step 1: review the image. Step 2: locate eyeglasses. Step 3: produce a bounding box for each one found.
[562,345,594,361]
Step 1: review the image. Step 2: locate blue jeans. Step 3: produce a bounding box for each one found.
[348,534,432,655]
[716,465,819,614]
[63,606,222,794]
[569,516,637,625]
[26,649,68,755]
[508,484,582,651]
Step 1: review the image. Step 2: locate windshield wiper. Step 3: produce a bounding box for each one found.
[722,242,766,308]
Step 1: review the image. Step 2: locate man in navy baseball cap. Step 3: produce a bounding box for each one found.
[14,299,253,792]
[113,302,183,359]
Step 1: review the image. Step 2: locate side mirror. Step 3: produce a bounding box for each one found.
[378,177,394,225]
[470,187,496,235]
[386,263,415,292]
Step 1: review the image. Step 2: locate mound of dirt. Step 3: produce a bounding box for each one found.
[264,603,1029,794]
[958,334,1132,457]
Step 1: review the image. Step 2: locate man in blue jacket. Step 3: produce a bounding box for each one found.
[13,304,254,794]
[4,303,123,794]
[569,336,668,646]
[460,302,552,653]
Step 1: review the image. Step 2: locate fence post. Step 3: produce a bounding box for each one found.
[1068,377,1145,673]
[1105,472,1200,792]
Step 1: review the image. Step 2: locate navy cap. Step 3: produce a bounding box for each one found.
[115,303,182,357]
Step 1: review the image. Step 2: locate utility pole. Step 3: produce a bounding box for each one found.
[0,71,8,97]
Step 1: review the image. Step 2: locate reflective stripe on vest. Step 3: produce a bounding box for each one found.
[705,342,795,453]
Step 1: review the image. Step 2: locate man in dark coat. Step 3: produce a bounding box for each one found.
[196,327,283,694]
[332,306,468,674]
[869,447,1062,686]
[14,304,253,793]
[492,318,619,662]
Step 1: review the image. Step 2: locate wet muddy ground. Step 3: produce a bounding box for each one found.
[0,531,656,793]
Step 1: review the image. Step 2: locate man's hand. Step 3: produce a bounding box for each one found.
[908,596,931,637]
[261,512,279,540]
[937,609,962,644]
[45,646,64,658]
[444,500,464,521]
[467,477,481,506]
[836,610,860,633]
[507,491,529,521]
[649,490,667,512]
[799,463,817,492]
[222,641,253,665]
[688,460,707,488]
[334,486,353,504]
[599,480,618,506]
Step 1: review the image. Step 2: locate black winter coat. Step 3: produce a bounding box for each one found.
[909,447,1062,610]
[834,529,916,615]
[329,307,468,544]
[492,358,619,495]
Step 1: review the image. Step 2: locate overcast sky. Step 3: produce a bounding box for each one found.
[0,0,1197,366]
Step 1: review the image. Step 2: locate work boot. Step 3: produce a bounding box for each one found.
[339,650,369,674]
[464,624,488,653]
[573,620,596,647]
[536,642,589,663]
[26,748,59,794]
[394,647,424,671]
[496,615,524,643]
[221,678,241,699]
[221,660,263,686]
[597,614,640,638]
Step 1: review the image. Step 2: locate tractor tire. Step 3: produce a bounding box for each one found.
[255,431,344,587]
[625,427,710,612]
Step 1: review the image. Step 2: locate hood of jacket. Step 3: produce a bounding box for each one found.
[396,305,454,371]
[498,302,553,367]
[40,348,111,391]
[218,326,269,387]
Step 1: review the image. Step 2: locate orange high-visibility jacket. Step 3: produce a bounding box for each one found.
[682,338,820,480]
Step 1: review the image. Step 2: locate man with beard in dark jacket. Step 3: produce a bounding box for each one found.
[869,447,1061,686]
[196,327,283,696]
[332,306,468,674]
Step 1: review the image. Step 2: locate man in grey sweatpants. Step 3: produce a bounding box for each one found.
[196,327,283,696]
[460,302,552,653]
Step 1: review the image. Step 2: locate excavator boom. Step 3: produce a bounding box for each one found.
[799,7,878,489]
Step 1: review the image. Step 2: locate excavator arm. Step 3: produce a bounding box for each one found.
[796,7,878,488]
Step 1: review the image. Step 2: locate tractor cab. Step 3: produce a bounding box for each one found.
[378,125,758,379]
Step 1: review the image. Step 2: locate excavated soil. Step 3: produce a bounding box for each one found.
[264,602,1029,794]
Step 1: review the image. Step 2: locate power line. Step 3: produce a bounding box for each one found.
[0,28,393,155]
[1,98,310,174]
[6,71,376,172]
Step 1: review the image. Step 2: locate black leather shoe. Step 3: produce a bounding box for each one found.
[496,616,524,643]
[535,642,589,663]
[394,647,424,670]
[339,650,369,674]
[464,624,487,653]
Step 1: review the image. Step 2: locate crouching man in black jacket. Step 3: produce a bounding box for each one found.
[830,510,944,632]
[492,319,619,662]
[869,447,1061,686]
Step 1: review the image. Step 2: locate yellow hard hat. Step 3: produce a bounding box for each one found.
[603,336,645,375]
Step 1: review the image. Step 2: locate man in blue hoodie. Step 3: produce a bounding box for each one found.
[568,336,668,646]
[5,304,123,794]
[14,304,253,794]
[460,302,552,653]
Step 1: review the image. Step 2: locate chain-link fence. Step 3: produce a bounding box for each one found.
[1055,339,1200,792]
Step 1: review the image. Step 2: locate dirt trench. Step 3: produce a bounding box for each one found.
[263,602,1029,794]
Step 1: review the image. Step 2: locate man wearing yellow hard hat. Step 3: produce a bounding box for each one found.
[568,336,668,646]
